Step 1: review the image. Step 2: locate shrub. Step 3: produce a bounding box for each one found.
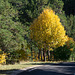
[54,37,75,61]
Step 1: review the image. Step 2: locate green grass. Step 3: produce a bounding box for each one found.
[0,62,33,75]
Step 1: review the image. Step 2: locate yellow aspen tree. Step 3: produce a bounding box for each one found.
[30,9,68,61]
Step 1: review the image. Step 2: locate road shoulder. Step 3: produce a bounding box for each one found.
[11,65,43,75]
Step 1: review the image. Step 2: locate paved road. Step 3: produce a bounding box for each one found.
[18,62,75,75]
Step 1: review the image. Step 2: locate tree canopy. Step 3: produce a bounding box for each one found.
[0,0,75,63]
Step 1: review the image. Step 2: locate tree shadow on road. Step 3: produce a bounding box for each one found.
[0,69,19,75]
[18,68,74,75]
[20,62,75,75]
[1,62,75,75]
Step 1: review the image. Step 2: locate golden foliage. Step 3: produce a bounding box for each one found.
[0,49,6,64]
[70,48,73,51]
[66,37,75,50]
[30,9,68,50]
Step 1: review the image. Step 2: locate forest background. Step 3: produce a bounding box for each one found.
[0,0,75,64]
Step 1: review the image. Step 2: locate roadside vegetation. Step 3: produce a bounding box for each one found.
[0,0,75,74]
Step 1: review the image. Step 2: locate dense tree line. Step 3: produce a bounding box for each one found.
[0,0,75,64]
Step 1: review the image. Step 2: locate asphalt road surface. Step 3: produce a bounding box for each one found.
[18,62,75,75]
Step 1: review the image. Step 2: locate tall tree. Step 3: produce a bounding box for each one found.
[30,9,68,61]
[0,0,27,53]
[15,0,49,24]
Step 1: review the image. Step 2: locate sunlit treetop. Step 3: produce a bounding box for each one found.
[30,9,68,50]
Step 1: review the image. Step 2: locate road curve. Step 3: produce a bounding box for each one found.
[17,62,75,75]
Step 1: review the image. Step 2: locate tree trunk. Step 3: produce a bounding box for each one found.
[31,47,33,61]
[44,50,46,61]
[72,53,74,61]
[38,49,41,61]
[48,50,50,61]
[41,49,43,61]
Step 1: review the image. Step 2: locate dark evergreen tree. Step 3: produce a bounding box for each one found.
[0,0,28,55]
[63,0,75,15]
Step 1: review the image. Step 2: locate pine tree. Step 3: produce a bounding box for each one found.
[0,0,28,61]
